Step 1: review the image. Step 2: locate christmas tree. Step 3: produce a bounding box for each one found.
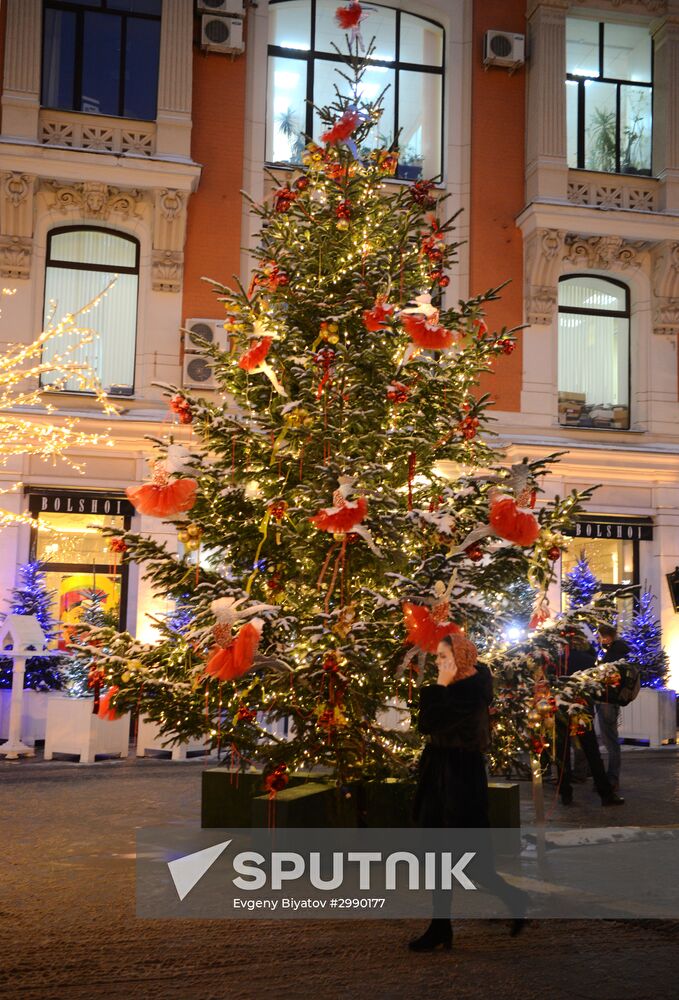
[563,552,601,610]
[63,589,117,696]
[80,14,595,783]
[0,561,63,690]
[620,589,669,689]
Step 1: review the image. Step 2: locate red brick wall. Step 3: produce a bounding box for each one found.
[470,0,526,412]
[182,43,247,321]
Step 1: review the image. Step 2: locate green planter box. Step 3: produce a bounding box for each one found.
[202,768,521,830]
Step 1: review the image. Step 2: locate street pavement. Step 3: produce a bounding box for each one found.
[1,745,678,1000]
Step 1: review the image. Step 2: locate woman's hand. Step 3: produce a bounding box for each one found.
[437,661,458,687]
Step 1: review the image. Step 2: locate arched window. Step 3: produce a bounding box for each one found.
[42,227,139,395]
[558,275,630,430]
[267,0,444,180]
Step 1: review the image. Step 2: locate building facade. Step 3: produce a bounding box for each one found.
[0,0,677,686]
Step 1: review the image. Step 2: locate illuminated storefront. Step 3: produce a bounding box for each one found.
[26,489,133,647]
[561,515,653,615]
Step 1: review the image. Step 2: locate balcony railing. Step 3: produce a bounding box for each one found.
[567,170,658,212]
[39,110,156,158]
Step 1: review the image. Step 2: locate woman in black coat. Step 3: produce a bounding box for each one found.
[409,633,527,952]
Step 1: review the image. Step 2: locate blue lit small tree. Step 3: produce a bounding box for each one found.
[0,561,63,690]
[563,551,601,610]
[620,589,669,689]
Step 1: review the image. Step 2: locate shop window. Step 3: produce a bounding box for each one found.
[558,275,630,430]
[41,227,139,396]
[41,0,162,121]
[561,537,636,622]
[31,508,129,645]
[267,0,444,180]
[566,18,652,176]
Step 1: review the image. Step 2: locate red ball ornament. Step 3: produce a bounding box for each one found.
[335,199,352,220]
[386,381,409,405]
[323,653,340,673]
[264,764,289,794]
[465,544,484,562]
[438,275,450,288]
[499,338,516,355]
[276,272,289,287]
[294,176,310,191]
[547,546,562,562]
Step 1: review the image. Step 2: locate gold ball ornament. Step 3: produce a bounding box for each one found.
[177,530,189,544]
[333,532,346,542]
[328,322,339,334]
[327,333,339,345]
[527,708,542,726]
[185,538,201,552]
[187,523,202,539]
[336,219,349,231]
[121,671,131,683]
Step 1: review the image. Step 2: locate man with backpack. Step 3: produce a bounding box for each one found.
[596,624,632,792]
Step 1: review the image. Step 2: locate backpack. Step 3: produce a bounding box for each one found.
[603,662,641,707]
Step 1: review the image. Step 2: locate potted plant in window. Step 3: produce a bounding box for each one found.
[398,143,424,181]
[276,108,305,165]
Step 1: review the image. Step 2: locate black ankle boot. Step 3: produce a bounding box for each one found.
[408,918,452,952]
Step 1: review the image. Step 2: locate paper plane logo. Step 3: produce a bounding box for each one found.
[167,840,231,901]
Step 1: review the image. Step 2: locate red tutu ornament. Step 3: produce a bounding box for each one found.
[310,476,382,555]
[126,463,197,519]
[311,494,367,533]
[238,333,286,396]
[489,495,540,547]
[363,299,395,332]
[335,1,363,29]
[238,336,273,372]
[401,312,455,351]
[204,620,263,682]
[321,109,361,146]
[98,686,121,721]
[402,601,461,654]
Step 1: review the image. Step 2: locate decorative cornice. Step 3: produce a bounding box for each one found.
[651,241,679,335]
[44,181,143,220]
[574,0,666,11]
[525,228,566,324]
[3,173,33,208]
[0,236,32,279]
[158,188,184,223]
[564,234,647,270]
[152,250,183,293]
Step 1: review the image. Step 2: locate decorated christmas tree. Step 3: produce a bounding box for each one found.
[620,589,669,689]
[563,552,601,610]
[63,589,117,696]
[79,12,597,785]
[0,561,63,690]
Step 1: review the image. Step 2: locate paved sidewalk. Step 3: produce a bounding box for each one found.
[0,747,678,1000]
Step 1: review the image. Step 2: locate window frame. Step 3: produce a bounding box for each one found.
[40,0,163,122]
[266,0,446,180]
[557,273,631,431]
[566,19,654,176]
[29,511,132,633]
[41,224,141,396]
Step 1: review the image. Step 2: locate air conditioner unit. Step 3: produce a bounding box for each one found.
[483,30,525,68]
[182,353,217,390]
[182,318,229,390]
[201,14,245,53]
[184,318,229,353]
[197,0,246,15]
